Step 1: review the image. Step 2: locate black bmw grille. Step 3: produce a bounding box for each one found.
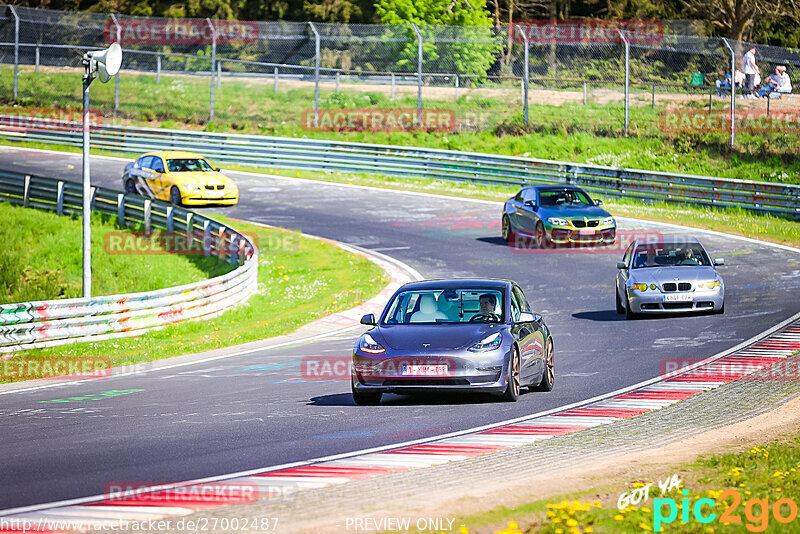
[662,282,692,292]
[678,282,692,291]
[572,219,600,228]
[663,283,676,292]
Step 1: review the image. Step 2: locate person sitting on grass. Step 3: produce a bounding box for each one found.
[759,65,792,98]
[716,73,731,97]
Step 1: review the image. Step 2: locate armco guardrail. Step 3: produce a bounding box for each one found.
[1,116,799,217]
[0,168,258,354]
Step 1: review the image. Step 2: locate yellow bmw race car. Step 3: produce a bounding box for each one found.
[122,151,239,206]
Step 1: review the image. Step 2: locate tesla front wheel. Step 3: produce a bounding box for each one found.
[500,348,520,402]
[351,373,382,405]
[533,339,554,392]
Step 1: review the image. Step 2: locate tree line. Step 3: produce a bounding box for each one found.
[18,0,800,47]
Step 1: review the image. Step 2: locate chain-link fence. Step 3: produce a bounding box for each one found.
[0,5,798,141]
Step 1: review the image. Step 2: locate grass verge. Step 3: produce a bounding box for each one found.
[2,66,799,183]
[0,202,233,304]
[2,214,388,383]
[447,424,800,533]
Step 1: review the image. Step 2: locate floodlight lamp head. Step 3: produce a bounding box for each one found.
[89,43,122,83]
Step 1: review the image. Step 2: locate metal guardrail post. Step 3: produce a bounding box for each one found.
[117,193,124,226]
[166,205,174,232]
[217,226,227,261]
[110,14,121,112]
[618,28,630,136]
[335,71,340,94]
[156,54,161,83]
[202,219,211,255]
[206,18,216,122]
[9,5,19,102]
[35,46,39,73]
[186,211,194,237]
[57,181,64,215]
[143,198,151,234]
[722,38,736,147]
[273,67,278,92]
[411,24,423,125]
[515,26,529,127]
[22,174,30,207]
[308,22,320,128]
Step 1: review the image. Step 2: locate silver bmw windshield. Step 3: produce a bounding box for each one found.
[632,243,711,268]
[382,289,504,324]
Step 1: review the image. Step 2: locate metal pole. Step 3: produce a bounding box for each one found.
[651,83,655,108]
[722,38,735,147]
[308,22,320,128]
[618,29,630,136]
[82,64,92,298]
[455,74,459,101]
[206,18,216,122]
[583,81,587,105]
[9,6,19,101]
[156,54,161,83]
[335,71,340,94]
[767,93,770,117]
[110,14,121,113]
[391,72,396,101]
[217,61,221,89]
[412,23,423,125]
[516,26,529,127]
[273,67,278,92]
[35,46,39,73]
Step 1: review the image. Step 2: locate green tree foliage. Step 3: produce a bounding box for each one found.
[374,0,501,75]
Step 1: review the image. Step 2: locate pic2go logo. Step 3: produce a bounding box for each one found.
[653,489,799,532]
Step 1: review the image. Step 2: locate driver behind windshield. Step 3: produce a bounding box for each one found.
[479,293,498,315]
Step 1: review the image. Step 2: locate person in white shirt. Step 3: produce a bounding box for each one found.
[742,47,759,99]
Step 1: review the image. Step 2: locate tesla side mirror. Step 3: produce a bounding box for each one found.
[714,258,725,266]
[595,199,604,206]
[517,312,535,323]
[360,313,376,326]
[616,261,627,270]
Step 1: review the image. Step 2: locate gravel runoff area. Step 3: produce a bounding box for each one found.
[156,351,800,534]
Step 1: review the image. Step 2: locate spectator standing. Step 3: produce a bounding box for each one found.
[742,47,759,99]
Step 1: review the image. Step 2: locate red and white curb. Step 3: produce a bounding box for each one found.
[3,318,799,532]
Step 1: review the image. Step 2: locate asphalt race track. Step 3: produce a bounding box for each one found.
[1,147,799,511]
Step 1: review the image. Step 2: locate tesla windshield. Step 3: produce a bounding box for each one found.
[631,243,712,268]
[382,289,504,324]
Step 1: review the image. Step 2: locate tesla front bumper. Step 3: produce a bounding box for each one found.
[351,349,511,394]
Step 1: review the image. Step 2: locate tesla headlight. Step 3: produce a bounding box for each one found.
[547,217,569,226]
[359,333,385,354]
[602,216,615,226]
[468,332,503,353]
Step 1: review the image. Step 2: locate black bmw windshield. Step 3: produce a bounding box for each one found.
[382,289,504,324]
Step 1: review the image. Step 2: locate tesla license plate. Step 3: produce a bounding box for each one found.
[663,293,693,302]
[401,364,448,376]
[579,229,596,235]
